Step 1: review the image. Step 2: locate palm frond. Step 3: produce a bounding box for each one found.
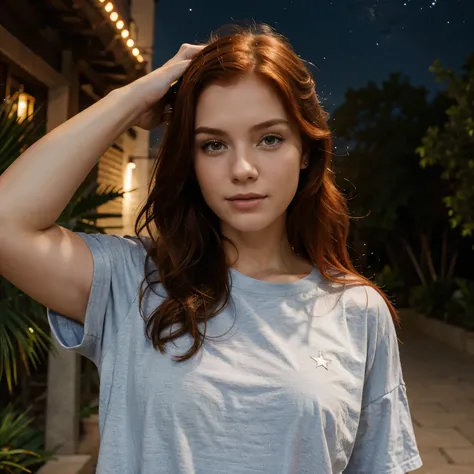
[0,282,51,393]
[73,184,124,216]
[0,93,42,174]
[58,181,125,232]
[0,405,53,473]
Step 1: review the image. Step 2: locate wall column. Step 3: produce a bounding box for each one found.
[44,50,81,454]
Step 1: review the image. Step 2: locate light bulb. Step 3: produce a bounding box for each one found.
[137,55,144,63]
[121,29,130,38]
[132,48,139,57]
[104,2,113,13]
[116,20,124,29]
[110,12,118,21]
[126,39,134,47]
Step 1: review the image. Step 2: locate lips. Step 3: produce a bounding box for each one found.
[226,193,267,201]
[226,194,267,211]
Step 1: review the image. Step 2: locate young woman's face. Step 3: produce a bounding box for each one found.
[194,75,306,236]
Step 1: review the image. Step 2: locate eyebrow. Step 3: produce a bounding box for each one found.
[194,118,290,136]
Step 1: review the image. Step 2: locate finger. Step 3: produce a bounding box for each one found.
[178,43,206,60]
[165,59,192,86]
[166,43,206,66]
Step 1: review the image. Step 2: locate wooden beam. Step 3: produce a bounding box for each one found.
[77,59,110,94]
[72,0,137,77]
[0,25,67,88]
[48,0,146,83]
[3,0,145,89]
[80,83,101,102]
[91,63,127,75]
[102,73,128,82]
[90,59,117,67]
[0,2,61,71]
[4,0,63,49]
[36,0,70,13]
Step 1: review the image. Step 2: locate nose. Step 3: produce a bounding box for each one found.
[230,148,258,183]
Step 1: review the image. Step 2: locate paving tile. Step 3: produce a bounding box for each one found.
[400,330,474,472]
[417,448,450,471]
[414,427,472,448]
[456,421,474,444]
[412,411,472,429]
[440,400,474,414]
[416,467,474,474]
[444,447,474,465]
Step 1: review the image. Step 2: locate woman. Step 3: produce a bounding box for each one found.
[0,25,422,473]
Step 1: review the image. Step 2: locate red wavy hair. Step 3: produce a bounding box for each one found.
[136,24,399,361]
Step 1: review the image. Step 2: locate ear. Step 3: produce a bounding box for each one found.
[300,154,309,170]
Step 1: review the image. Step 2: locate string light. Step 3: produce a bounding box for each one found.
[97,1,143,64]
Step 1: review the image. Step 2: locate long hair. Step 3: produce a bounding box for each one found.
[136,24,399,361]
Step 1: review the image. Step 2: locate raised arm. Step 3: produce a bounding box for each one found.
[0,43,204,323]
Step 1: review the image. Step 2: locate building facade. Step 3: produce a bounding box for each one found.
[0,0,156,236]
[0,0,156,461]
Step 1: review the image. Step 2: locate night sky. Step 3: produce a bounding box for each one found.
[152,0,473,127]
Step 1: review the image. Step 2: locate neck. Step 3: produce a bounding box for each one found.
[222,215,310,279]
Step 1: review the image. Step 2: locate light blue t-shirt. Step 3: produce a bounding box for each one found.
[48,233,422,474]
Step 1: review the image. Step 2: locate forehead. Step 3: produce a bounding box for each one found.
[195,75,289,129]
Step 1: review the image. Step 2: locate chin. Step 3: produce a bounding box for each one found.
[220,212,282,234]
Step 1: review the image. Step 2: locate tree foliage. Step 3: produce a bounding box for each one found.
[331,73,457,288]
[417,54,474,237]
[333,72,449,235]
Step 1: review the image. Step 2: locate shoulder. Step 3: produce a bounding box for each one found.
[314,272,393,335]
[342,283,389,318]
[77,232,150,269]
[341,282,398,364]
[317,269,390,318]
[317,273,394,336]
[342,283,394,339]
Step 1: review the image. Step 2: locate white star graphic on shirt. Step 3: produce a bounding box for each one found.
[310,352,331,370]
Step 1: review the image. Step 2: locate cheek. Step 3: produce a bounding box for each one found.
[266,159,302,211]
[194,159,221,201]
[272,156,302,191]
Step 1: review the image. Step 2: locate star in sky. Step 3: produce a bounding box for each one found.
[152,0,473,145]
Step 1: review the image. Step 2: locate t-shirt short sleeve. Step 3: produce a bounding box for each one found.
[47,232,146,367]
[344,287,423,474]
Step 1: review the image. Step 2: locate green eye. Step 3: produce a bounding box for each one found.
[261,135,284,147]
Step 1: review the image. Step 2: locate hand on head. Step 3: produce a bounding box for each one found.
[128,43,206,130]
